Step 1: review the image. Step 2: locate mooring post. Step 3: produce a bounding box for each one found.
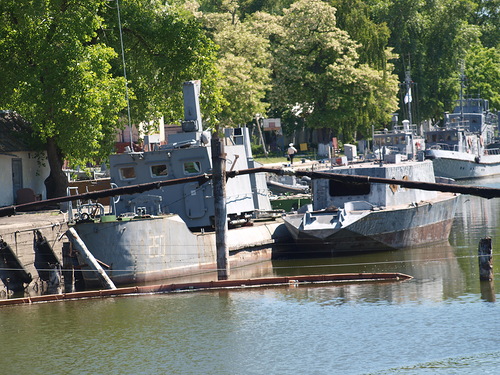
[211,133,230,280]
[62,242,75,293]
[478,237,493,281]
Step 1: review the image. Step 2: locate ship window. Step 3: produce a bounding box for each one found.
[329,180,370,197]
[119,167,136,180]
[151,164,168,177]
[183,161,201,175]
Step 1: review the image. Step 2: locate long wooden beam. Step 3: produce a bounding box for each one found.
[228,167,500,199]
[1,165,499,218]
[0,272,412,306]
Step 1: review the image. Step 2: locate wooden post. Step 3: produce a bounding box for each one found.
[478,237,493,281]
[480,280,496,302]
[62,242,75,293]
[211,133,230,280]
[66,227,117,289]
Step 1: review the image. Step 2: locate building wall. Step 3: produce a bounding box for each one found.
[0,151,50,206]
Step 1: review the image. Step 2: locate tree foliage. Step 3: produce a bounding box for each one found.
[368,0,500,122]
[0,0,222,197]
[271,0,398,141]
[197,6,274,126]
[104,0,223,128]
[465,45,500,109]
[0,0,128,197]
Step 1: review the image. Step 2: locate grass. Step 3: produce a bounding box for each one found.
[254,152,318,165]
[254,156,288,165]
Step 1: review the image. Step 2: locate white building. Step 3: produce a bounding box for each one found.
[0,111,50,206]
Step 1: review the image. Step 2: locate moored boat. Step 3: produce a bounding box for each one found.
[282,158,459,255]
[424,73,500,179]
[68,81,288,287]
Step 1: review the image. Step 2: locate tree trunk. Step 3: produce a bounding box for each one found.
[317,128,331,144]
[44,137,68,199]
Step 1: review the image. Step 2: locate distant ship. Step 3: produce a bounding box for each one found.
[425,73,500,179]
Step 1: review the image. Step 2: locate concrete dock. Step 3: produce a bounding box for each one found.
[0,209,70,293]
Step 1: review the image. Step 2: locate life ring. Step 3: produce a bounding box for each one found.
[415,142,421,150]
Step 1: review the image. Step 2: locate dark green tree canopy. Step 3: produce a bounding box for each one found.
[0,0,222,197]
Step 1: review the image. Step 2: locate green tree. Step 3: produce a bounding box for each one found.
[469,0,500,48]
[195,5,275,126]
[0,0,222,198]
[271,0,398,142]
[0,0,127,198]
[465,45,500,109]
[369,0,483,122]
[196,0,294,17]
[110,0,223,127]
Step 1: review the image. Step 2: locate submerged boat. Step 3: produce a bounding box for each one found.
[283,158,458,255]
[68,81,288,287]
[425,75,500,179]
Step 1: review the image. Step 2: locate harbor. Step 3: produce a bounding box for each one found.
[3,156,500,300]
[1,187,500,374]
[1,0,499,372]
[2,111,500,372]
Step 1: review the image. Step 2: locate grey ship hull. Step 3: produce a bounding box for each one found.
[74,215,290,287]
[283,192,458,254]
[427,149,500,179]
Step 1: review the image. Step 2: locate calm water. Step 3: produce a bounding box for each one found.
[2,179,500,374]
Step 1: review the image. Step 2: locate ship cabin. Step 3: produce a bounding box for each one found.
[106,81,270,230]
[372,119,424,160]
[312,160,437,211]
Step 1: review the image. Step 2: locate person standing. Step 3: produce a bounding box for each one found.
[287,143,297,165]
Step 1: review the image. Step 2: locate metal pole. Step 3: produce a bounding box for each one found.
[256,115,268,157]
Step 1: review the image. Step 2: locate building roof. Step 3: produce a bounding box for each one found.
[0,111,35,153]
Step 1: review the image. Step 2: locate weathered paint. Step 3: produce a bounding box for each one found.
[283,192,457,254]
[72,216,290,287]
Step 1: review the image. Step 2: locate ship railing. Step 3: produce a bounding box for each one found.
[428,143,454,151]
[373,124,418,135]
[444,120,470,131]
[485,148,500,155]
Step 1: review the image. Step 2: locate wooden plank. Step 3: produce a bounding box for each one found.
[0,273,412,307]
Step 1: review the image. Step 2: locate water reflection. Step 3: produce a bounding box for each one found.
[271,241,465,304]
[480,280,496,302]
